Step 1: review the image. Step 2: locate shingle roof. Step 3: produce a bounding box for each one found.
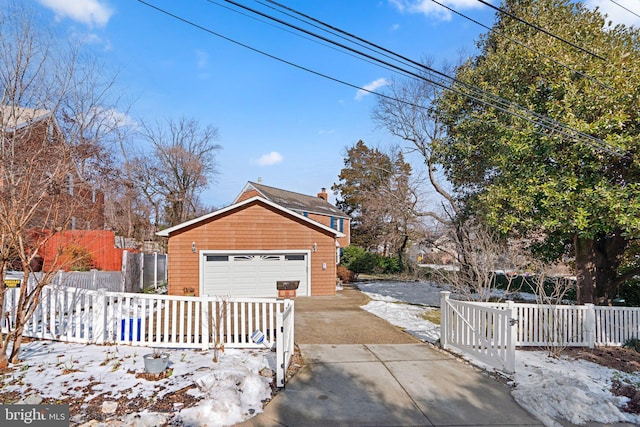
[242,181,349,218]
[0,106,52,132]
[157,195,345,238]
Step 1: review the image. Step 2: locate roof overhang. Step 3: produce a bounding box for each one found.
[156,196,346,238]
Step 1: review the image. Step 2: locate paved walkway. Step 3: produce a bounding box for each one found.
[238,287,632,427]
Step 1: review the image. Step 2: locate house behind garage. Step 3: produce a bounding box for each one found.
[156,182,350,298]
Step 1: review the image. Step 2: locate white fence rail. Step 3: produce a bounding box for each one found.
[441,291,640,374]
[471,301,640,347]
[1,286,294,386]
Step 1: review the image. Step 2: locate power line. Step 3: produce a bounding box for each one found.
[475,0,606,61]
[136,0,621,156]
[255,0,619,154]
[609,0,640,20]
[426,0,612,90]
[204,0,404,77]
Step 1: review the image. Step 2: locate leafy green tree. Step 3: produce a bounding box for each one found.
[333,140,393,250]
[333,141,422,269]
[436,0,640,303]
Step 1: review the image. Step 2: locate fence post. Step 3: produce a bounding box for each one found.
[154,252,158,291]
[276,310,284,387]
[584,303,596,348]
[121,250,128,293]
[440,291,450,349]
[58,270,64,286]
[93,289,107,344]
[506,300,516,374]
[201,294,209,351]
[139,253,144,292]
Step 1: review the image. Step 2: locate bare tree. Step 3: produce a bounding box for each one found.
[0,2,120,367]
[132,117,221,229]
[102,116,156,242]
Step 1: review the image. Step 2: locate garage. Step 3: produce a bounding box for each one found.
[201,251,309,298]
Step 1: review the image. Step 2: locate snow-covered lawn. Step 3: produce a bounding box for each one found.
[0,341,275,426]
[358,281,640,427]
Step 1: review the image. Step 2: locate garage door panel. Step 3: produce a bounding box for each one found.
[203,252,308,297]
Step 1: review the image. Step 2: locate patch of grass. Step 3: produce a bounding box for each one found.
[420,309,441,325]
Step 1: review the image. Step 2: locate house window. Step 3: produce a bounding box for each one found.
[330,216,336,229]
[302,211,308,217]
[206,255,228,262]
[285,254,305,261]
[339,218,344,232]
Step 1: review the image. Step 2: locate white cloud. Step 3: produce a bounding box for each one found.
[37,0,114,27]
[585,0,640,28]
[355,77,389,100]
[255,151,283,166]
[389,0,484,21]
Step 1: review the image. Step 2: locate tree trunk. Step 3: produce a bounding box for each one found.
[574,231,628,304]
[575,236,597,304]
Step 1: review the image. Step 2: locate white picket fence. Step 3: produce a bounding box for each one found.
[440,292,517,373]
[1,285,294,386]
[276,301,295,388]
[440,291,640,374]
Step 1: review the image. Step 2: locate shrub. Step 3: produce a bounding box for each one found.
[337,265,355,282]
[623,338,640,353]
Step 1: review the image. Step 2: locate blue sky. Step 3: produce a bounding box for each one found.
[32,0,640,208]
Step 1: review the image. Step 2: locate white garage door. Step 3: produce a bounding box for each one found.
[202,252,308,298]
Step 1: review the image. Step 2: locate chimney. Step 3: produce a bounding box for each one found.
[317,187,328,201]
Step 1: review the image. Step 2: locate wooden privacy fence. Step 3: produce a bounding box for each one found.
[1,286,294,386]
[441,291,640,374]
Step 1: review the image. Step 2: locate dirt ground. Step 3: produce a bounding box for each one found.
[563,346,640,373]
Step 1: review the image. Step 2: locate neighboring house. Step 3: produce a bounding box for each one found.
[414,235,457,266]
[157,183,350,298]
[0,106,105,230]
[1,106,109,271]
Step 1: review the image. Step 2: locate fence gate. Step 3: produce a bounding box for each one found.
[440,291,516,374]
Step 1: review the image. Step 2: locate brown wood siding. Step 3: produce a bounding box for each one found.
[307,213,350,248]
[167,201,337,297]
[235,189,261,203]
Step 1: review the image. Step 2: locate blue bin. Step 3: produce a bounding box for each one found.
[121,318,141,341]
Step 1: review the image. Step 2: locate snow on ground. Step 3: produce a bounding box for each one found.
[357,280,640,427]
[1,341,275,426]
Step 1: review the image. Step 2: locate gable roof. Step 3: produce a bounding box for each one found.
[236,181,349,219]
[156,195,346,238]
[1,106,53,132]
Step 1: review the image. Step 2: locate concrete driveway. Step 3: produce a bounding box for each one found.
[238,286,632,426]
[238,287,542,426]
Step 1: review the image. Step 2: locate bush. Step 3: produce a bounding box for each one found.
[62,245,94,271]
[340,246,403,276]
[623,338,640,353]
[337,265,356,283]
